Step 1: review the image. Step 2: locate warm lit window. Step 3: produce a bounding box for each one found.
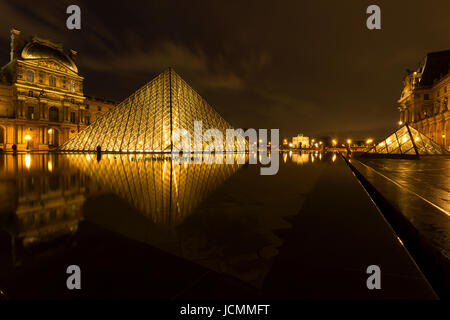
[49,76,56,87]
[26,70,34,83]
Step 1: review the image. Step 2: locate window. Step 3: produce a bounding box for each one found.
[71,98,75,104]
[69,80,75,92]
[97,106,101,111]
[86,104,89,110]
[49,75,56,87]
[27,106,35,120]
[70,112,76,123]
[28,90,33,97]
[26,70,34,83]
[85,116,90,125]
[424,93,429,100]
[0,126,4,143]
[49,107,59,122]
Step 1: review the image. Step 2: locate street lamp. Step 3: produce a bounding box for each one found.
[366,138,373,144]
[398,121,403,126]
[346,139,352,145]
[332,139,337,146]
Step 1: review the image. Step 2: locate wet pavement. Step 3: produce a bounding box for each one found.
[350,156,450,298]
[0,152,438,299]
[357,157,450,213]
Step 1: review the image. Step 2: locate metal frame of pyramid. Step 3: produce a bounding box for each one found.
[60,68,246,153]
[365,124,448,158]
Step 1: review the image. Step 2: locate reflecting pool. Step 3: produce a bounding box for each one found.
[0,152,337,297]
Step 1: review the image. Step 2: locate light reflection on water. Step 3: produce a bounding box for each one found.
[0,151,336,288]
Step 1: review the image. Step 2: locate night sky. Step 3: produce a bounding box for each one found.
[0,0,449,141]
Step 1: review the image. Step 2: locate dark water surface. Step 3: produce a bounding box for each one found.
[0,152,337,297]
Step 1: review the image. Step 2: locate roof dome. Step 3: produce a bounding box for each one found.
[21,40,78,73]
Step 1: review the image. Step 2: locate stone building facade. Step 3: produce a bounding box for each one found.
[0,29,115,151]
[398,50,450,151]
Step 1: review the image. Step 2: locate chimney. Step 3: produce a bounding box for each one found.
[69,49,78,62]
[10,28,22,61]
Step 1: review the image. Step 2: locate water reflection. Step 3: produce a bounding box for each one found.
[0,154,85,265]
[0,151,337,288]
[66,154,241,225]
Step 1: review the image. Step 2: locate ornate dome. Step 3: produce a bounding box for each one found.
[21,40,78,73]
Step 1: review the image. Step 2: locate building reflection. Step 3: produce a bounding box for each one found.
[0,154,86,265]
[289,151,338,165]
[0,153,242,265]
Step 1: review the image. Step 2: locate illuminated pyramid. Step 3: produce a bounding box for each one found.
[366,124,447,156]
[61,68,244,152]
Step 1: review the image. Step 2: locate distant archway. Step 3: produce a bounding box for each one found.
[49,107,59,122]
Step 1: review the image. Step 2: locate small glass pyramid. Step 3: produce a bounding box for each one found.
[61,68,246,152]
[367,124,447,156]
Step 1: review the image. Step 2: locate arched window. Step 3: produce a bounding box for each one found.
[49,75,56,87]
[26,70,34,83]
[49,107,59,122]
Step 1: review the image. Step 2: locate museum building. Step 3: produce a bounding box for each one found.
[398,50,450,151]
[0,29,115,151]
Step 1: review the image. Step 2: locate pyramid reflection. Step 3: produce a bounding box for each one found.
[65,154,242,226]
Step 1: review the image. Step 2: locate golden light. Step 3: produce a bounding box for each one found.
[346,139,352,144]
[25,154,31,169]
[332,139,337,146]
[402,137,407,143]
[48,129,53,134]
[288,143,293,147]
[398,121,403,125]
[332,154,337,162]
[24,135,31,141]
[443,134,446,138]
[415,137,419,142]
[48,161,53,172]
[366,139,373,144]
[283,138,288,144]
[314,143,319,148]
[319,141,323,145]
[311,139,315,143]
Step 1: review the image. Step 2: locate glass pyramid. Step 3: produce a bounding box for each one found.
[61,68,245,152]
[367,124,447,156]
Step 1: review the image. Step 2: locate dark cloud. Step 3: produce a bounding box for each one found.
[0,0,449,140]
